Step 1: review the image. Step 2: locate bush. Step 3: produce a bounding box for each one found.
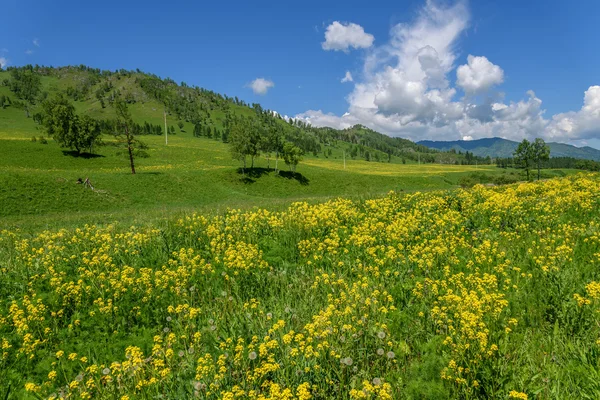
[39,136,48,144]
[459,176,477,188]
[493,174,519,185]
[31,136,37,142]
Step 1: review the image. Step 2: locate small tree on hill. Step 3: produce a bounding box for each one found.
[193,122,202,137]
[513,139,534,181]
[228,118,260,171]
[532,138,550,180]
[114,98,147,174]
[9,67,41,117]
[261,123,283,170]
[283,142,303,173]
[41,95,101,154]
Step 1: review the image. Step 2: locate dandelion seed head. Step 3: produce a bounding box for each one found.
[249,351,257,360]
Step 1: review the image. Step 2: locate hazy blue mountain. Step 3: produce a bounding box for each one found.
[417,138,600,160]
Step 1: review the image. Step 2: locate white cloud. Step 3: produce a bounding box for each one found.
[296,0,600,145]
[341,71,353,83]
[322,21,374,52]
[247,78,274,95]
[33,38,40,47]
[25,49,34,55]
[456,55,504,94]
[0,57,7,69]
[546,86,600,141]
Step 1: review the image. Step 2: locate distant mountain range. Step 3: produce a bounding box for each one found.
[417,137,600,160]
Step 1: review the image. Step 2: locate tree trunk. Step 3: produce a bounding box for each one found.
[126,123,136,174]
[275,152,279,172]
[128,144,136,174]
[251,156,254,169]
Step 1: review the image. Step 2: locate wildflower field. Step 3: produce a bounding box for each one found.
[2,174,600,399]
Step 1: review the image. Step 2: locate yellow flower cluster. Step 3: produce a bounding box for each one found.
[2,174,600,398]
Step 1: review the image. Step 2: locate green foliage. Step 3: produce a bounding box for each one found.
[532,138,551,180]
[40,95,101,154]
[513,139,535,180]
[113,98,147,174]
[8,66,41,117]
[282,142,303,172]
[228,117,261,169]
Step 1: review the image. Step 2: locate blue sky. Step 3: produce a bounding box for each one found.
[2,0,600,146]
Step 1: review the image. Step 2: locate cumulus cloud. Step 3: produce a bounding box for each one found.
[546,86,600,140]
[299,1,472,140]
[25,49,34,55]
[322,21,374,52]
[456,55,504,94]
[296,0,600,144]
[341,71,353,83]
[247,78,274,95]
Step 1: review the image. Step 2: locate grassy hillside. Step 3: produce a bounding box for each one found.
[1,66,573,229]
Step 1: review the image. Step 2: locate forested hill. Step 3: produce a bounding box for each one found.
[418,137,600,160]
[0,64,486,165]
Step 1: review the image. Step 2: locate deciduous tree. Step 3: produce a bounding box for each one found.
[514,139,534,181]
[114,98,147,174]
[532,138,550,180]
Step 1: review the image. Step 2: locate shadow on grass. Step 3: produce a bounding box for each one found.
[278,170,310,185]
[62,150,105,159]
[236,167,309,186]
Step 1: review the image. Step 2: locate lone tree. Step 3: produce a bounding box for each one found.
[260,122,284,171]
[228,118,260,171]
[114,98,147,174]
[41,95,101,154]
[513,139,534,181]
[532,138,550,180]
[9,67,41,117]
[282,142,303,173]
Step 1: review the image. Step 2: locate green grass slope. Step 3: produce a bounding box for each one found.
[0,67,574,229]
